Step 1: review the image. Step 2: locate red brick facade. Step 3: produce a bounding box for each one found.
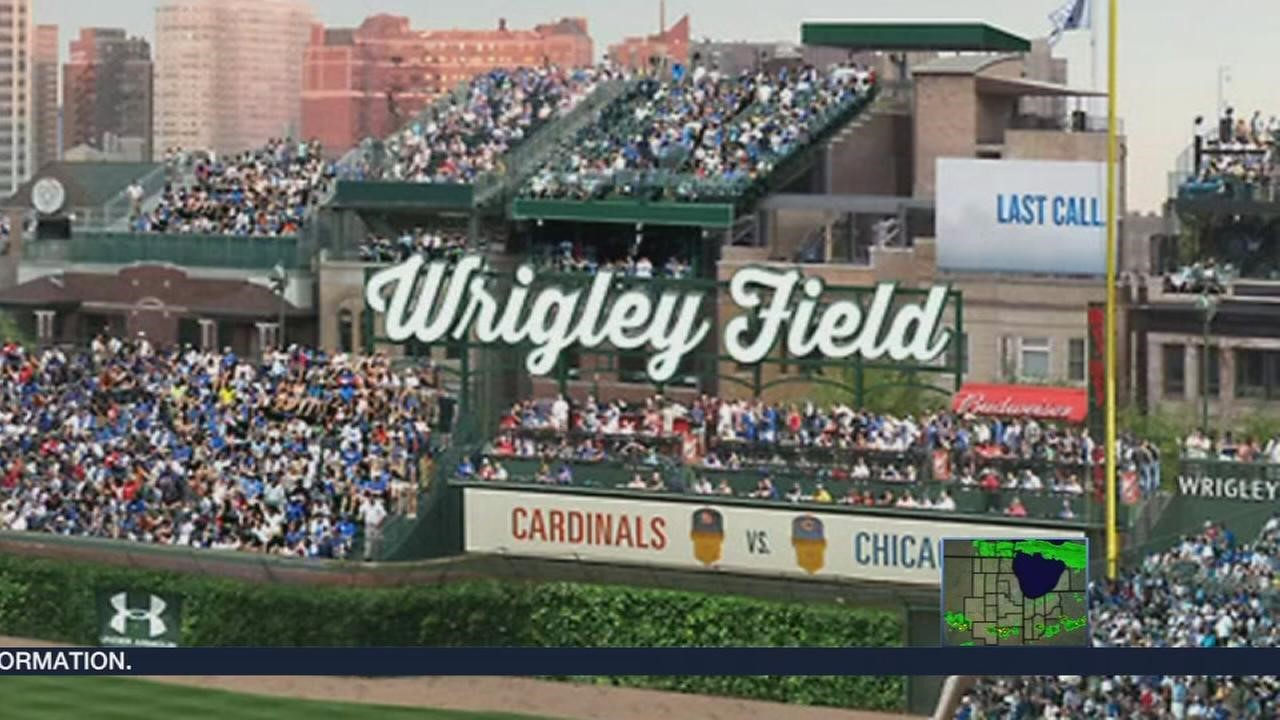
[607,15,689,72]
[302,15,593,154]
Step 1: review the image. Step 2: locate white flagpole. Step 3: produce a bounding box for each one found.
[1090,0,1100,116]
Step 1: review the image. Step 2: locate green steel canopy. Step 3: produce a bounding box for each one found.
[512,198,735,229]
[801,21,1031,53]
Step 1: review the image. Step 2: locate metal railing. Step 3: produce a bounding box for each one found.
[23,231,308,271]
[68,164,168,231]
[475,77,638,207]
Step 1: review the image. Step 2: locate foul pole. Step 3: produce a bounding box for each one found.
[1104,0,1120,580]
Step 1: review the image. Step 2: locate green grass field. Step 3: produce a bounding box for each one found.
[0,676,559,720]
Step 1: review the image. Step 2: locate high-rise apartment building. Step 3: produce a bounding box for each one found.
[33,24,57,171]
[155,0,312,156]
[63,28,153,162]
[0,1,32,196]
[302,16,592,153]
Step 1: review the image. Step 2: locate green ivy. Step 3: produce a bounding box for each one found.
[0,553,904,710]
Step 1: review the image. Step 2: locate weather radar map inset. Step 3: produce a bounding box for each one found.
[941,538,1089,647]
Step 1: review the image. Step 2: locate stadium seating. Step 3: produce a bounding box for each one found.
[0,337,449,558]
[346,66,621,184]
[957,516,1280,716]
[1183,108,1278,201]
[457,394,1154,521]
[521,63,876,205]
[136,139,337,236]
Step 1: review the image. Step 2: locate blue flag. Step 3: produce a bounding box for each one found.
[1048,0,1092,46]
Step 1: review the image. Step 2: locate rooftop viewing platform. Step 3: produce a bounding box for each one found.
[332,66,634,209]
[514,63,879,224]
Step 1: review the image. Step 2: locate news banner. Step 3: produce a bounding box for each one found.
[2,647,1278,676]
[4,537,1277,676]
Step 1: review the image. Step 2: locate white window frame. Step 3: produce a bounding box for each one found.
[1068,337,1087,384]
[1018,336,1052,381]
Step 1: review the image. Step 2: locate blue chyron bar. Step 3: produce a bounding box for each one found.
[0,648,1277,676]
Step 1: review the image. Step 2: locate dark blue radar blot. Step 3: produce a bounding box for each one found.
[1011,552,1067,600]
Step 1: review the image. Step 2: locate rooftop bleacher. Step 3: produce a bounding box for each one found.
[518,63,877,214]
[1178,109,1280,204]
[333,66,633,209]
[131,139,336,236]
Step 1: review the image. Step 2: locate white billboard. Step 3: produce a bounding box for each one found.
[936,158,1108,275]
[464,488,1084,586]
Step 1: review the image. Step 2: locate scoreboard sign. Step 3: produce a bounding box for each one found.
[463,487,1084,586]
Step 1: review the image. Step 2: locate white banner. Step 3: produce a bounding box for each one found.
[464,488,1084,585]
[936,158,1107,276]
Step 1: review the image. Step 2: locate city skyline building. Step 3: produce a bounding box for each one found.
[302,15,592,153]
[33,24,58,171]
[63,27,154,162]
[155,0,312,156]
[0,1,33,196]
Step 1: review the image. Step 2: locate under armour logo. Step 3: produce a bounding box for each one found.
[109,593,167,638]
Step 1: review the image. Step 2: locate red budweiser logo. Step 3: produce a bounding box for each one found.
[954,392,1075,420]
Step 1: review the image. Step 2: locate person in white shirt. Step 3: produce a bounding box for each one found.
[550,394,570,431]
[934,491,957,511]
[360,495,388,561]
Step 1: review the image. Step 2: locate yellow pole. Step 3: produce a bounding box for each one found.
[1104,0,1120,580]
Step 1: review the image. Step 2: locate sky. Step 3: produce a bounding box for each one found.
[34,0,1280,212]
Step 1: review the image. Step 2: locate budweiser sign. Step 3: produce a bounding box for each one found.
[365,254,954,383]
[951,384,1089,424]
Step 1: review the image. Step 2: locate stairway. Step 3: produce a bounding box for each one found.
[474,77,641,208]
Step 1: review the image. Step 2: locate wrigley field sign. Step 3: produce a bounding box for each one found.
[365,255,956,382]
[1177,460,1280,502]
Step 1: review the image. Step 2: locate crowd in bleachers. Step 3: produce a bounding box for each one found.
[957,675,1279,719]
[1186,108,1279,196]
[957,517,1280,718]
[358,228,470,264]
[462,394,1161,520]
[368,66,617,184]
[135,139,336,236]
[1182,428,1280,463]
[535,241,692,277]
[0,336,449,559]
[523,62,874,201]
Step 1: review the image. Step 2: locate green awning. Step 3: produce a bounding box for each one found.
[512,199,735,229]
[330,180,474,211]
[801,21,1031,53]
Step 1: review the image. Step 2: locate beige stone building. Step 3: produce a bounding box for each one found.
[155,0,313,155]
[0,0,32,196]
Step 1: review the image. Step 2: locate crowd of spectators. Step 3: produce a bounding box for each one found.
[359,227,471,264]
[535,241,692,278]
[135,139,336,236]
[466,394,1163,519]
[1182,428,1280,464]
[523,63,874,201]
[956,675,1279,719]
[1187,108,1279,197]
[366,66,616,184]
[1163,258,1233,294]
[0,336,450,559]
[957,517,1280,717]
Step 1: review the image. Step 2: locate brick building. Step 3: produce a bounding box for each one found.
[33,25,58,171]
[63,28,154,162]
[607,14,689,72]
[302,16,593,154]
